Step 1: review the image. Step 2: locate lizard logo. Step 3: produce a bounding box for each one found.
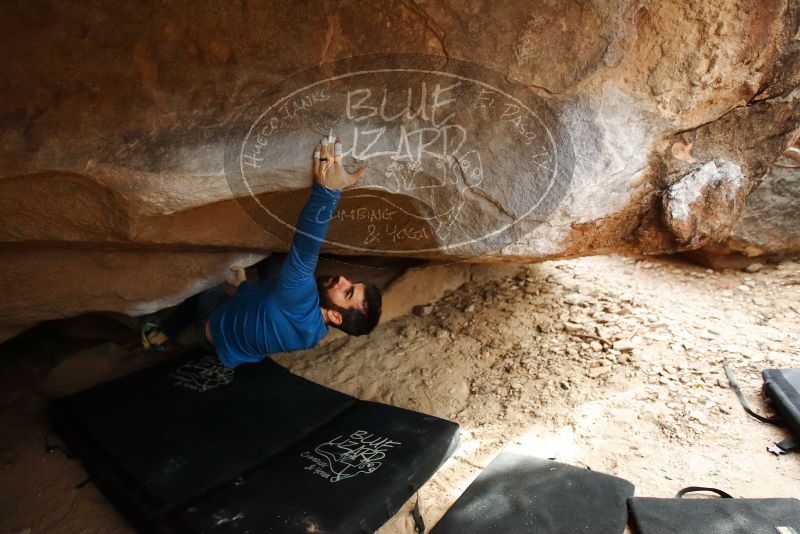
[171,354,234,392]
[301,430,401,483]
[224,53,575,260]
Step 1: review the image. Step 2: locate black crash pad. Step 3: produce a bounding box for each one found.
[764,368,800,438]
[430,453,634,534]
[629,494,800,534]
[48,350,459,533]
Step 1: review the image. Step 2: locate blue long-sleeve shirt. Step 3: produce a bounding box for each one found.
[208,181,341,367]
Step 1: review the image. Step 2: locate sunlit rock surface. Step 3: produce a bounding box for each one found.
[0,0,798,339]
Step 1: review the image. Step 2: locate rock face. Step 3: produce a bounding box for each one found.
[0,0,799,340]
[728,154,800,256]
[662,160,747,248]
[689,148,800,267]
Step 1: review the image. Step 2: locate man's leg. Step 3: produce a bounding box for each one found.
[141,294,201,349]
[143,284,228,350]
[160,294,201,339]
[192,283,231,353]
[195,283,231,319]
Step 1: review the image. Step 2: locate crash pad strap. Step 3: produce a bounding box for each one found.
[676,486,733,499]
[724,364,783,425]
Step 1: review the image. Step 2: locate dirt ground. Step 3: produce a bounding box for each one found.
[1,253,799,533]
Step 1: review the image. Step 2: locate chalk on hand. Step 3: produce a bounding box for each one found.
[313,150,320,158]
[334,143,342,156]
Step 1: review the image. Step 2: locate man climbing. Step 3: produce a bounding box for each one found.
[141,134,382,367]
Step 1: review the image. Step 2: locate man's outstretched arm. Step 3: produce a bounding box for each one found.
[275,135,368,295]
[276,180,340,291]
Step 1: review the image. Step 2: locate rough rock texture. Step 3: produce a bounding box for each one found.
[0,248,265,342]
[661,160,747,247]
[0,0,799,338]
[729,159,800,255]
[688,148,800,267]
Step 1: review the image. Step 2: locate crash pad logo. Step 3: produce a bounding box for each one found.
[300,430,401,483]
[171,355,234,392]
[224,53,574,258]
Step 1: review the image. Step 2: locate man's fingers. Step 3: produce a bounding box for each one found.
[327,134,336,162]
[322,136,331,158]
[320,136,331,174]
[334,136,343,162]
[313,144,321,177]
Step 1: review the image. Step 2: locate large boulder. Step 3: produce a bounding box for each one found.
[0,0,798,340]
[687,148,800,267]
[661,160,747,248]
[727,150,800,257]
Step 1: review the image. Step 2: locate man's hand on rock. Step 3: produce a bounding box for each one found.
[226,265,246,288]
[313,134,368,190]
